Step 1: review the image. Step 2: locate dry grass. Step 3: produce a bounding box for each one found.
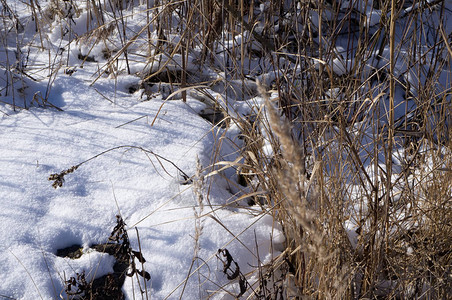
[189,0,452,298]
[2,0,451,298]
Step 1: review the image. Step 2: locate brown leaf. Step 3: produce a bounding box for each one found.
[132,250,146,263]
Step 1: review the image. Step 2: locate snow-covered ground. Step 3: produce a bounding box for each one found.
[1,0,450,299]
[0,75,282,299]
[0,1,283,299]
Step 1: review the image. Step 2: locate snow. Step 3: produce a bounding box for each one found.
[0,65,283,299]
[1,0,450,298]
[0,2,283,299]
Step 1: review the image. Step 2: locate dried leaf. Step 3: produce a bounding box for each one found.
[137,269,151,280]
[238,275,247,297]
[227,261,240,280]
[219,248,233,272]
[126,268,135,277]
[132,250,146,263]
